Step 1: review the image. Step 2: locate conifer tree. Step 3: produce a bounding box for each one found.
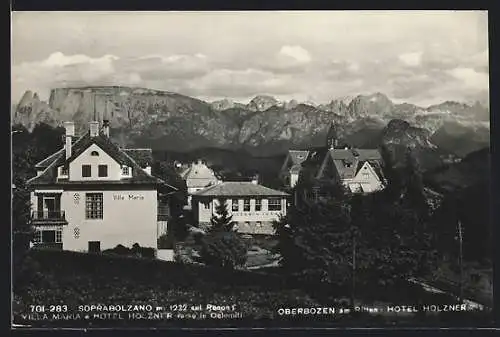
[208,198,235,232]
[199,198,247,269]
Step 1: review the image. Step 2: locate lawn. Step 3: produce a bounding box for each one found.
[12,249,494,328]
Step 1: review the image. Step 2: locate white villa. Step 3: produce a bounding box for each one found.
[26,120,177,254]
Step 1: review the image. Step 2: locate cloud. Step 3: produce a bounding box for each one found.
[180,68,302,99]
[398,52,422,67]
[11,31,490,108]
[278,45,312,64]
[11,52,212,100]
[447,67,489,90]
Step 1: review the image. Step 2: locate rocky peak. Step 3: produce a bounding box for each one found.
[247,95,280,112]
[382,118,435,149]
[211,99,236,111]
[386,119,411,132]
[347,92,394,121]
[284,99,299,110]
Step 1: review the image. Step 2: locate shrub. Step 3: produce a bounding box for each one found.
[158,233,175,249]
[198,231,248,269]
[103,244,155,259]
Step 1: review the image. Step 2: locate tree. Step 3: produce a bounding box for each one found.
[361,148,436,283]
[198,199,247,269]
[207,198,235,233]
[198,231,248,269]
[379,144,402,200]
[401,147,429,219]
[273,179,354,285]
[152,160,189,241]
[12,123,64,272]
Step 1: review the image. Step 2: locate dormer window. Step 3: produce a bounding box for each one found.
[58,166,69,177]
[91,151,99,156]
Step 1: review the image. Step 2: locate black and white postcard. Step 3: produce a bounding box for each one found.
[11,11,493,329]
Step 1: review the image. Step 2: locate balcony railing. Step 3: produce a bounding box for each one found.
[31,210,67,224]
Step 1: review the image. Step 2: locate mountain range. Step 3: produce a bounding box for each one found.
[12,87,490,168]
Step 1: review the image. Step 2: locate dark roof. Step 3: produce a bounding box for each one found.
[34,148,64,169]
[27,131,176,191]
[192,182,289,197]
[299,146,385,182]
[34,136,80,169]
[323,149,383,179]
[122,149,153,168]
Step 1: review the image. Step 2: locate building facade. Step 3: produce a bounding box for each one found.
[315,148,385,193]
[279,150,310,188]
[26,120,177,254]
[284,122,386,197]
[191,182,289,235]
[180,160,221,208]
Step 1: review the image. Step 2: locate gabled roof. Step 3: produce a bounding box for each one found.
[181,162,219,189]
[324,149,382,179]
[283,150,309,174]
[34,148,65,169]
[288,150,309,165]
[192,182,289,197]
[27,131,176,191]
[324,148,383,180]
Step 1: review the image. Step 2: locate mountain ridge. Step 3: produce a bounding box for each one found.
[13,86,490,161]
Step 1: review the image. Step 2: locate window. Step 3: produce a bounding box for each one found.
[60,166,68,176]
[98,165,108,177]
[91,151,99,156]
[42,231,54,242]
[88,241,101,253]
[82,165,91,177]
[122,166,130,176]
[232,199,239,212]
[268,198,281,211]
[202,201,210,209]
[86,193,103,219]
[55,230,62,243]
[255,199,262,211]
[33,231,42,243]
[244,199,250,212]
[33,229,63,245]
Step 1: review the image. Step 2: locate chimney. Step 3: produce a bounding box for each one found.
[251,174,259,184]
[64,121,75,159]
[89,121,99,137]
[102,119,110,137]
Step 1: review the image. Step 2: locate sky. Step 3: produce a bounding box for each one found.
[11,11,489,107]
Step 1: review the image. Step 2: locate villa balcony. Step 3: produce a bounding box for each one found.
[31,210,68,225]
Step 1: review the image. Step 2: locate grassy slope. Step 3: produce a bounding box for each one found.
[13,250,493,328]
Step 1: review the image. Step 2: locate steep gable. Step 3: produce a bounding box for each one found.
[354,161,382,183]
[316,148,384,181]
[27,131,176,191]
[281,150,309,174]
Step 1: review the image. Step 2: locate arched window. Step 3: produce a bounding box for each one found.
[91,151,99,156]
